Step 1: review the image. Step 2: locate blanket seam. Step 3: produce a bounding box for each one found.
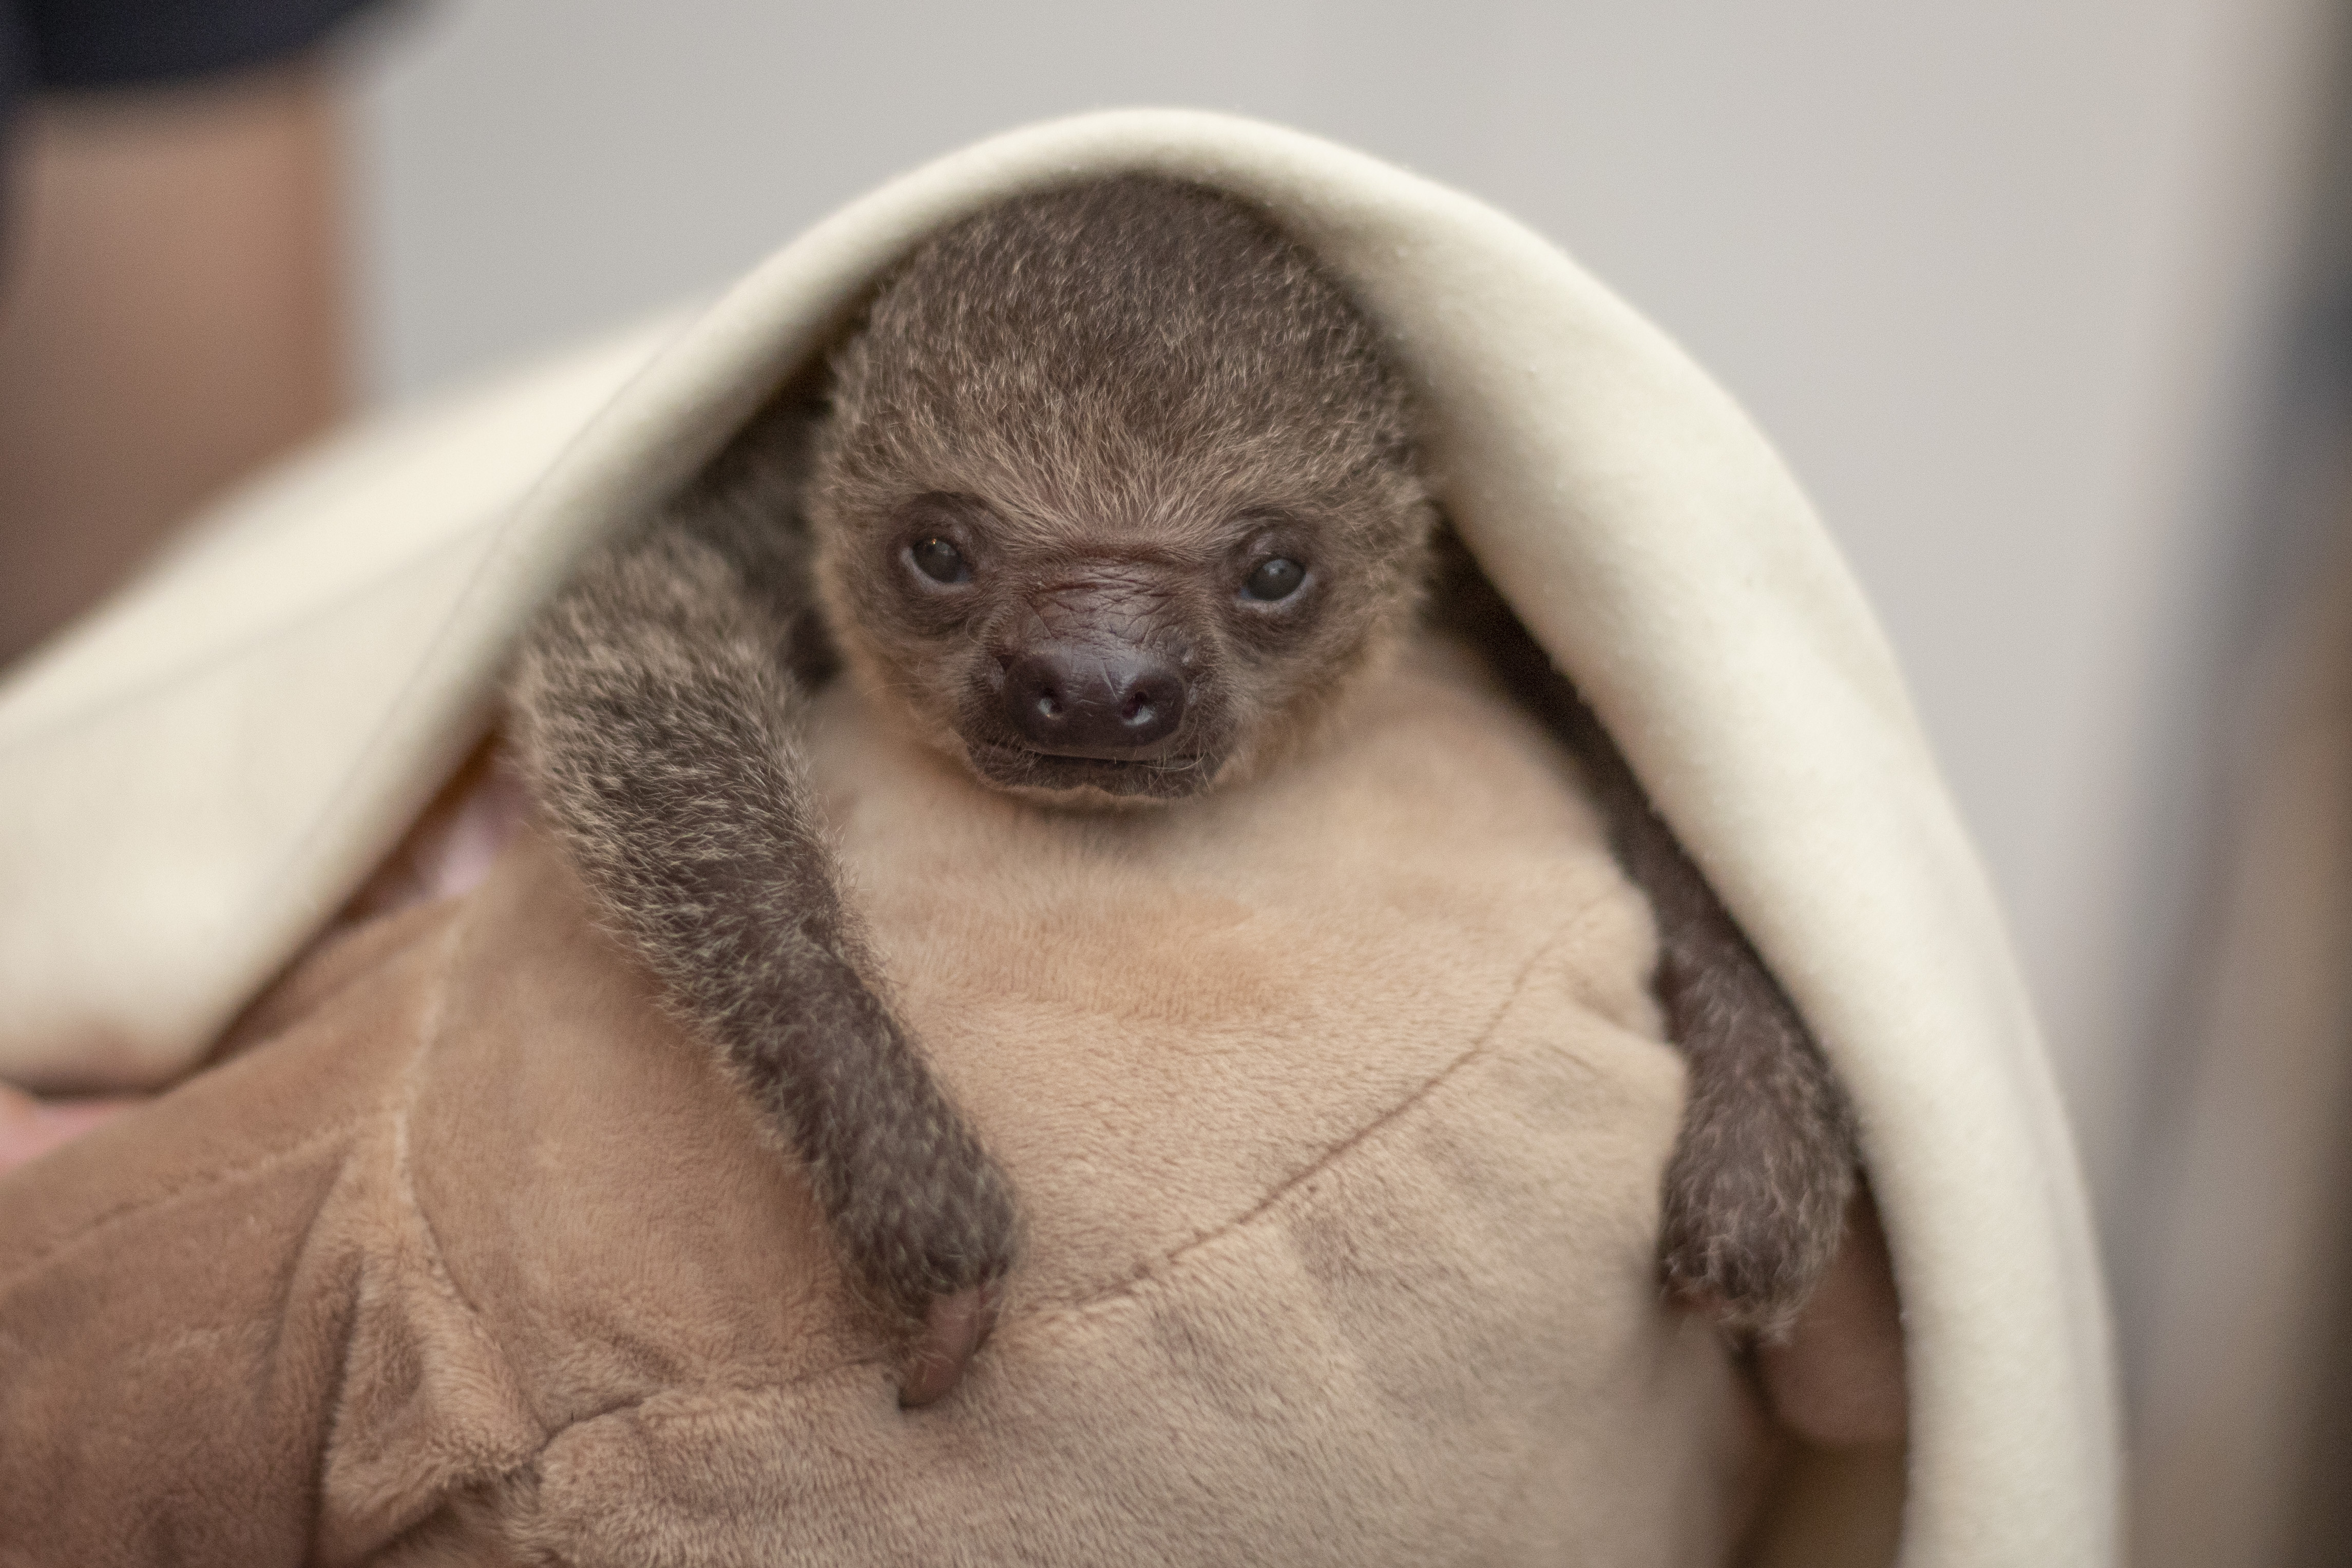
[0,1117,371,1298]
[313,907,551,1562]
[499,890,1624,1457]
[385,908,549,1436]
[1066,890,1620,1312]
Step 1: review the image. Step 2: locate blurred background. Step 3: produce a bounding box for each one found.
[6,2,2351,1560]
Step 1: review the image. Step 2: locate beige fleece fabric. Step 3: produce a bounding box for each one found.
[0,111,2113,1562]
[1,640,1767,1565]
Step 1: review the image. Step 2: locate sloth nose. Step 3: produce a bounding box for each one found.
[1003,645,1187,756]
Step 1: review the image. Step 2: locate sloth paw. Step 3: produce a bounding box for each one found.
[1658,1070,1857,1341]
[1660,1182,1846,1341]
[824,1122,1022,1406]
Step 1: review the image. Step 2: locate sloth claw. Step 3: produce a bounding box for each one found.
[897,1283,1002,1408]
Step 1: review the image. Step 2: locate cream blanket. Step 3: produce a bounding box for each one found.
[0,110,2113,1564]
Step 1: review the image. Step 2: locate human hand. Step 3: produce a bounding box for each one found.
[0,1083,138,1174]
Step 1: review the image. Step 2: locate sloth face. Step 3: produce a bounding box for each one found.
[806,175,1433,805]
[813,474,1427,803]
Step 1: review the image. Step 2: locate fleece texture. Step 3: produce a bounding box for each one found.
[0,111,2113,1563]
[0,640,1767,1565]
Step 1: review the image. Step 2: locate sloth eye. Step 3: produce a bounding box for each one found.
[1241,557,1306,602]
[910,537,971,585]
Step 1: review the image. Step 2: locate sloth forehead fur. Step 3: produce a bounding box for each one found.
[805,174,1437,803]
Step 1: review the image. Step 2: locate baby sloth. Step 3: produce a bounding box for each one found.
[513,175,1857,1406]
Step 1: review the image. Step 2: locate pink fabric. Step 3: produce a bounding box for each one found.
[0,1087,134,1172]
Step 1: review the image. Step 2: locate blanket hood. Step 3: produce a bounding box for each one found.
[0,109,2113,1565]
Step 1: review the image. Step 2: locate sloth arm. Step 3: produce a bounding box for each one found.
[1427,534,1859,1340]
[1578,721,1861,1338]
[510,520,1017,1404]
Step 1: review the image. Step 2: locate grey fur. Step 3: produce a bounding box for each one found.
[511,468,1020,1338]
[510,174,1858,1370]
[1427,533,1858,1338]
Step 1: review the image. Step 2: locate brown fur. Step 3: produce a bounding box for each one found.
[809,176,1435,799]
[511,174,1857,1388]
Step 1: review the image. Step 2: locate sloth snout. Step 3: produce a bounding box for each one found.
[1003,644,1186,756]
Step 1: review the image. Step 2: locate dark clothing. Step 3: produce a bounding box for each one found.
[1,0,378,133]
